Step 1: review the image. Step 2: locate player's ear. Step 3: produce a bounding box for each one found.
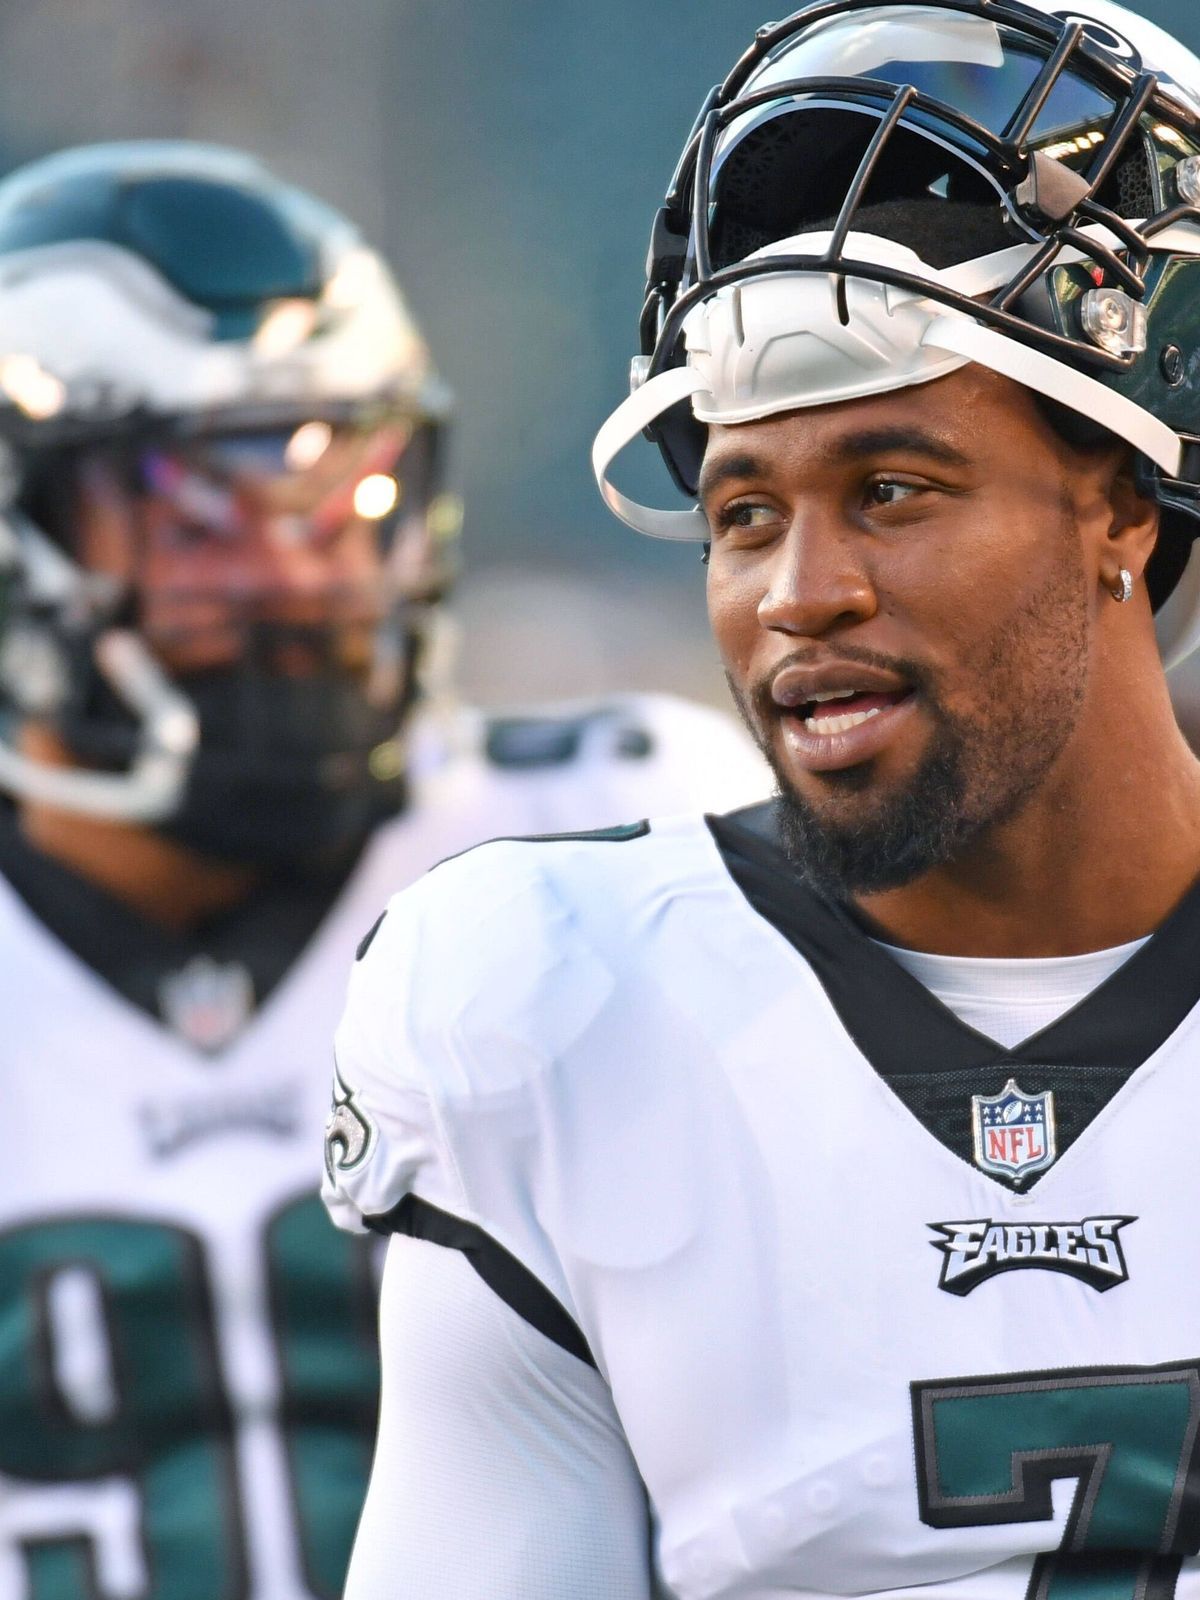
[1100,451,1160,592]
[1068,440,1159,594]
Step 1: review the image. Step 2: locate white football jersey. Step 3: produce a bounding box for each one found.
[0,695,770,1600]
[328,804,1200,1600]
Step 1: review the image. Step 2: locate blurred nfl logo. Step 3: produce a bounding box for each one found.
[159,957,254,1054]
[971,1079,1057,1180]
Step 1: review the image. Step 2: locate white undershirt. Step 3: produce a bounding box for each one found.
[876,936,1150,1049]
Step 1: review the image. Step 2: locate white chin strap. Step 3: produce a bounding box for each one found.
[0,627,200,822]
[0,515,200,821]
[593,229,1184,542]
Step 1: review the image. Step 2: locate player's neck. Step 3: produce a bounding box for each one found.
[17,725,260,931]
[853,661,1200,958]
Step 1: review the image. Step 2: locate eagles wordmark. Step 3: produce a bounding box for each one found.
[930,1216,1135,1295]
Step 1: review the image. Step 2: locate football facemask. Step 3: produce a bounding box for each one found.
[0,143,458,851]
[594,0,1200,668]
[123,420,440,668]
[0,416,456,855]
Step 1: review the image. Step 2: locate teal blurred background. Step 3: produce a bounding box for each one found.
[1,0,1197,708]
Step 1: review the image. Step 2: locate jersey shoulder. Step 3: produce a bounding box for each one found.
[350,813,688,1058]
[345,799,776,1074]
[478,691,771,816]
[323,812,725,1233]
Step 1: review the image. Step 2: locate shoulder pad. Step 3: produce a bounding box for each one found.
[432,819,649,875]
[484,706,654,770]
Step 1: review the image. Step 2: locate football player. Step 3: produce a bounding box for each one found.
[0,142,769,1600]
[326,1,1200,1597]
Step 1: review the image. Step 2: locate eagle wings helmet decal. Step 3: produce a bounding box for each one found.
[324,1065,375,1180]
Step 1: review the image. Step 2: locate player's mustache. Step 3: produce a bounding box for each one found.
[747,644,937,724]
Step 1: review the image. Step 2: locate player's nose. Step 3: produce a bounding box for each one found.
[756,513,877,640]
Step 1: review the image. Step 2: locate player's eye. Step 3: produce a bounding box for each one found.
[865,477,922,508]
[708,499,783,540]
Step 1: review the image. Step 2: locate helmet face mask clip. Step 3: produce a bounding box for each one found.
[595,0,1200,669]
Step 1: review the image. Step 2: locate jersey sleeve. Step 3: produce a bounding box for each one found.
[323,847,663,1598]
[344,1235,659,1600]
[322,875,465,1232]
[321,838,616,1309]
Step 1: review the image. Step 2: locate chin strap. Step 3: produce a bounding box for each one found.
[593,306,1182,542]
[0,626,199,821]
[593,231,1187,542]
[594,308,1184,542]
[592,364,711,541]
[0,510,200,820]
[921,316,1182,475]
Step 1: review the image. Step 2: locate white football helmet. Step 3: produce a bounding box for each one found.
[0,142,458,858]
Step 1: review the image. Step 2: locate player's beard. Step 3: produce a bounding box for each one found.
[727,510,1092,900]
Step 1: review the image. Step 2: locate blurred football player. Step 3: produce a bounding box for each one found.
[326,2,1200,1597]
[0,141,768,1600]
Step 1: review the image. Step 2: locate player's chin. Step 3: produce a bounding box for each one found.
[772,689,922,784]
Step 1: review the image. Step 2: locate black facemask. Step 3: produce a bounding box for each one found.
[156,667,408,866]
[57,631,414,867]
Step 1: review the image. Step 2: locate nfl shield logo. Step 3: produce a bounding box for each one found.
[159,956,254,1055]
[971,1079,1057,1180]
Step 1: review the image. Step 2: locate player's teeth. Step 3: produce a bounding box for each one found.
[810,688,859,703]
[805,707,882,735]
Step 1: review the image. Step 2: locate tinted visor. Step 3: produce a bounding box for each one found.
[71,417,447,676]
[710,7,1119,268]
[135,418,423,559]
[740,8,1116,141]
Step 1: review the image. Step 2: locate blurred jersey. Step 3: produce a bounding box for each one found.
[0,693,769,1600]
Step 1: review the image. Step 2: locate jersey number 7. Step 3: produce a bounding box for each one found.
[912,1361,1200,1600]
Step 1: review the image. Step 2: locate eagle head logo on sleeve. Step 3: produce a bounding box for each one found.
[324,1066,374,1181]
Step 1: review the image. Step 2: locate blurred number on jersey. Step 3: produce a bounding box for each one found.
[0,1198,378,1600]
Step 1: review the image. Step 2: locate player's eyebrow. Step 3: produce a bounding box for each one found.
[826,426,972,469]
[698,427,972,502]
[697,453,770,502]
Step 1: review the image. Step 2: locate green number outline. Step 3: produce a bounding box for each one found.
[912,1359,1200,1600]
